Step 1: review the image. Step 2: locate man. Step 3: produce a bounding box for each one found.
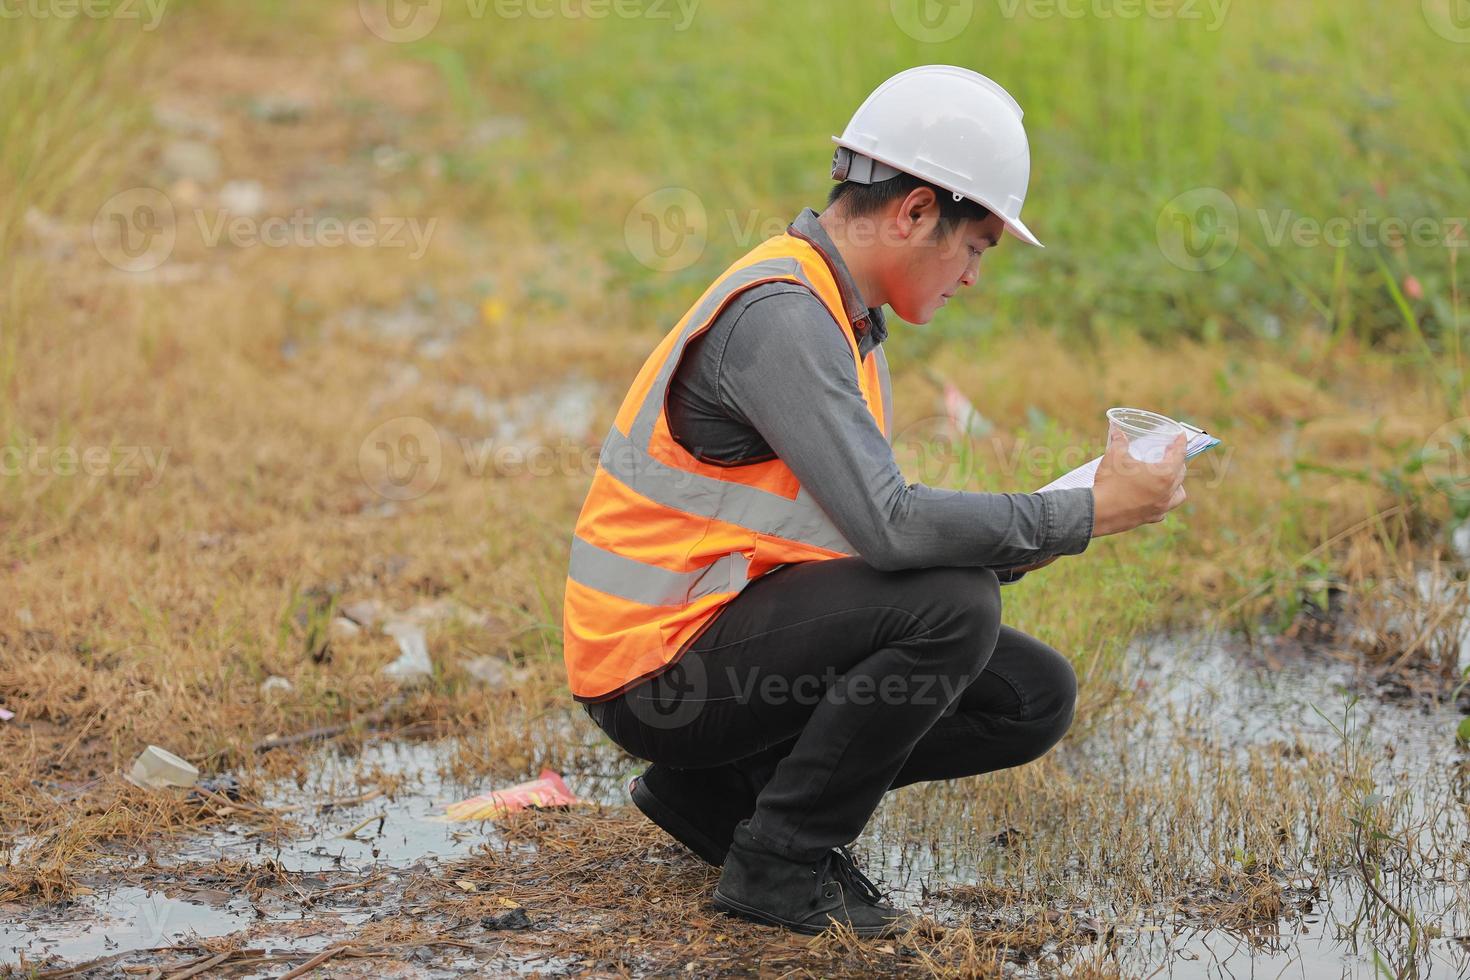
[563,65,1187,937]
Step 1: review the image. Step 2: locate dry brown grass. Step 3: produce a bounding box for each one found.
[1341,536,1470,689]
[428,808,1124,977]
[1176,862,1301,931]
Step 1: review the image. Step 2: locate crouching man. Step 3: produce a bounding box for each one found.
[562,66,1187,936]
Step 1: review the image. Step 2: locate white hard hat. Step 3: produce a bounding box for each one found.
[831,65,1043,248]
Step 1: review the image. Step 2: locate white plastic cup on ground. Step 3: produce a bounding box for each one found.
[1106,407,1184,464]
[126,745,200,790]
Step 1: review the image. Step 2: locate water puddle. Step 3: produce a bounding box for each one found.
[6,628,1467,976]
[440,376,607,450]
[1103,634,1467,978]
[2,886,258,966]
[866,626,1470,976]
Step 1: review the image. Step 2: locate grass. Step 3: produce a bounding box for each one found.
[411,0,1470,346]
[1,0,1468,976]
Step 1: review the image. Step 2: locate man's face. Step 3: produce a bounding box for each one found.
[886,209,1007,324]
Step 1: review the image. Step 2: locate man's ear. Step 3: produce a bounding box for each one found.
[895,186,939,242]
[887,186,934,242]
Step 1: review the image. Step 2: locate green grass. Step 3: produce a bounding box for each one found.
[0,13,151,263]
[412,0,1468,352]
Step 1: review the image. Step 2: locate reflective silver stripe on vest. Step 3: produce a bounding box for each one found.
[875,345,893,441]
[627,256,820,447]
[597,426,855,555]
[568,535,751,607]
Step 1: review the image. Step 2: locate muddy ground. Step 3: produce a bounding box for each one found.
[6,626,1467,978]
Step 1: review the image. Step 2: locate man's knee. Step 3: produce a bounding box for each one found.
[939,565,1002,654]
[910,565,1000,627]
[963,565,1002,622]
[899,566,1002,689]
[1025,647,1078,758]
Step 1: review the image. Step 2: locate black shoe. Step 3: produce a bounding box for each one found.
[630,764,758,866]
[712,822,914,937]
[828,845,889,906]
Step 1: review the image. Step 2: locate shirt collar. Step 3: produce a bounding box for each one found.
[788,207,888,348]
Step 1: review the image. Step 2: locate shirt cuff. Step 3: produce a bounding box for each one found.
[1038,486,1095,556]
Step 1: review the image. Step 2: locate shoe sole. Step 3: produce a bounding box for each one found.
[711,887,906,938]
[630,775,727,867]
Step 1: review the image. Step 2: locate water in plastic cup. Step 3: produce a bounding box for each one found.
[1106,407,1184,464]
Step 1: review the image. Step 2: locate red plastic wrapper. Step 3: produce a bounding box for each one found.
[444,768,580,822]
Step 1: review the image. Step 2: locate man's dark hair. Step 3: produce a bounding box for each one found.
[827,172,991,234]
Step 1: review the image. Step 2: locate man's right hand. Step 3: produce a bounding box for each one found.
[1090,428,1187,537]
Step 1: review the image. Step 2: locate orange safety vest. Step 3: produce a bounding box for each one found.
[562,228,890,700]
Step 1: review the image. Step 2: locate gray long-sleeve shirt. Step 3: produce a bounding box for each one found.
[666,207,1094,575]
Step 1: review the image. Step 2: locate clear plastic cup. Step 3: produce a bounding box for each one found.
[126,745,199,790]
[1107,407,1185,463]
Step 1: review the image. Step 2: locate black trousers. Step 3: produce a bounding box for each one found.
[585,558,1077,862]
